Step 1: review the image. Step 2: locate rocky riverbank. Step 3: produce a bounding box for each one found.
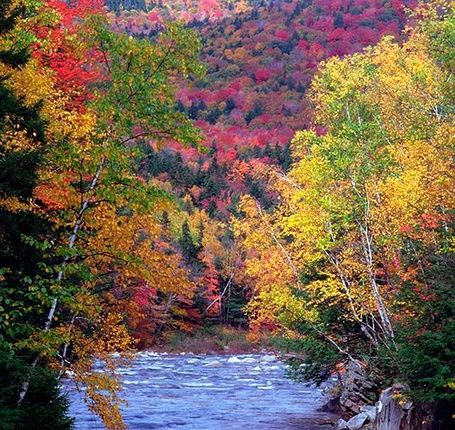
[320,360,451,430]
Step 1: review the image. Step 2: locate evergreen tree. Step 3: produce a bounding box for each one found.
[334,12,344,29]
[278,141,292,171]
[396,252,455,405]
[0,1,73,427]
[0,352,74,430]
[207,106,222,124]
[224,98,236,113]
[263,141,273,158]
[179,220,200,263]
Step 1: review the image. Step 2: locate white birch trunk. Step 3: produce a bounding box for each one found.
[18,157,105,406]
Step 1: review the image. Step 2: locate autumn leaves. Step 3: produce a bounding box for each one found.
[1,1,203,428]
[234,1,455,404]
[2,1,455,428]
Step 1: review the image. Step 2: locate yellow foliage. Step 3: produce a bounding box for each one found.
[234,16,455,352]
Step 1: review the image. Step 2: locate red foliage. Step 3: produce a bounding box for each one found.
[328,27,345,42]
[148,11,159,21]
[254,68,273,83]
[223,147,238,162]
[275,29,291,42]
[132,281,158,309]
[298,39,309,50]
[103,2,420,334]
[399,224,413,234]
[420,213,441,230]
[33,0,105,110]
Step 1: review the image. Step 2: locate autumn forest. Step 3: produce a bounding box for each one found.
[1,0,454,429]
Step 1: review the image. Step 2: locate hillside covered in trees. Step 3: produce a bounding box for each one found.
[105,0,420,337]
[1,0,454,429]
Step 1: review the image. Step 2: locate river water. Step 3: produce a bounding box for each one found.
[63,352,339,429]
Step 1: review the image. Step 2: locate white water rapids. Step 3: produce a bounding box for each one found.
[63,352,339,429]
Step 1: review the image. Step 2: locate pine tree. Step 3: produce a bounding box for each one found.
[179,220,200,263]
[0,1,73,428]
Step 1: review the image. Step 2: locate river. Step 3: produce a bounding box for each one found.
[63,352,339,429]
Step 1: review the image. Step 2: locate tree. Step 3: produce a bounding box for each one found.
[1,1,204,428]
[0,0,74,427]
[234,4,455,418]
[179,219,201,263]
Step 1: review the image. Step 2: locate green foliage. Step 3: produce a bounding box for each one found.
[0,2,69,424]
[272,335,340,386]
[106,0,147,12]
[0,346,74,430]
[235,3,455,419]
[179,220,201,263]
[221,284,249,327]
[0,0,30,67]
[0,83,46,143]
[87,16,204,148]
[395,253,455,403]
[1,1,205,428]
[0,149,41,198]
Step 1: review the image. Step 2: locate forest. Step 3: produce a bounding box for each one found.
[0,0,454,429]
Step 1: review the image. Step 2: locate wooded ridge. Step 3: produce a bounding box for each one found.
[0,1,453,429]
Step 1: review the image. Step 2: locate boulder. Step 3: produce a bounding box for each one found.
[346,412,368,430]
[360,405,377,422]
[259,355,278,363]
[242,357,258,363]
[339,360,379,415]
[335,418,348,429]
[375,384,436,430]
[330,381,442,430]
[375,385,406,430]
